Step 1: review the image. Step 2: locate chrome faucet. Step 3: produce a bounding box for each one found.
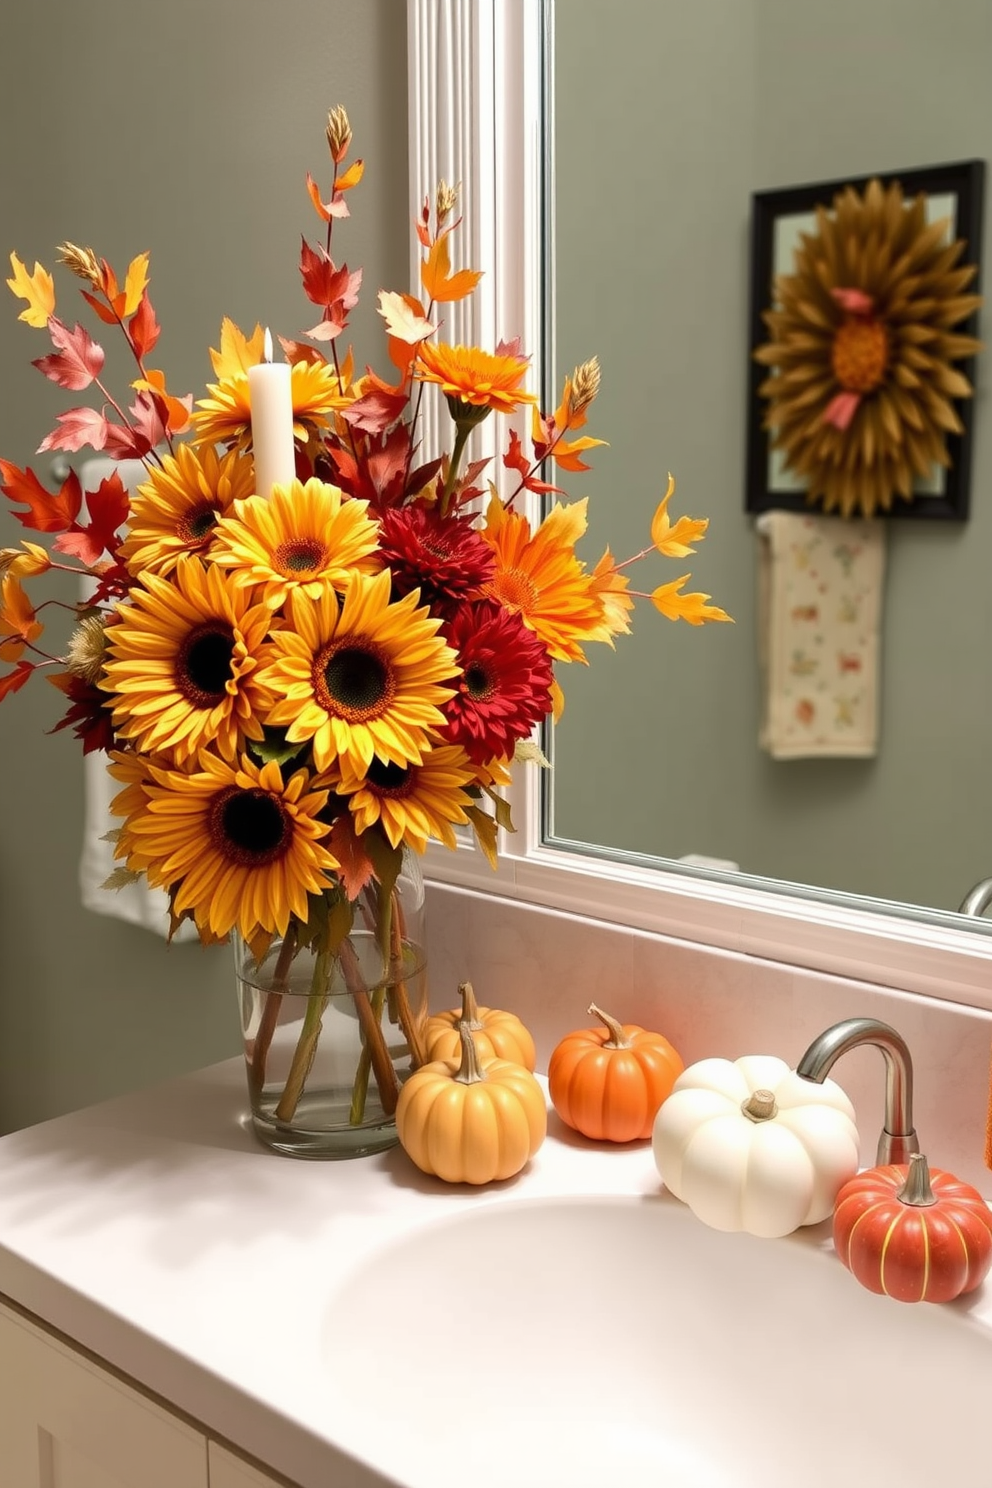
[795,1017,920,1165]
[959,877,992,917]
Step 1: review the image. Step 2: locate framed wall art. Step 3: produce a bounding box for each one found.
[745,159,985,520]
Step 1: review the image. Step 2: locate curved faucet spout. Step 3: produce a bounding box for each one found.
[795,1017,920,1165]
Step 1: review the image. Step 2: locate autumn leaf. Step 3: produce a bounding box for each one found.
[299,239,362,313]
[0,575,43,659]
[32,316,105,391]
[465,804,499,870]
[340,372,409,434]
[38,405,112,455]
[549,433,607,473]
[328,816,375,900]
[122,252,150,316]
[128,293,161,359]
[502,428,563,495]
[132,370,192,435]
[0,460,82,532]
[651,575,733,625]
[0,659,34,701]
[7,252,55,327]
[208,318,265,380]
[54,470,129,565]
[513,739,551,768]
[336,159,365,192]
[377,289,434,345]
[650,473,709,556]
[420,230,482,304]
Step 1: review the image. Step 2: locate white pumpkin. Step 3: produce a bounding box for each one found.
[652,1054,859,1238]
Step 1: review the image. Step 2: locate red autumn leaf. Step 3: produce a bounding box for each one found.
[127,389,168,450]
[0,660,35,702]
[501,429,562,495]
[128,292,161,359]
[277,336,327,368]
[47,671,116,752]
[80,289,120,326]
[38,405,112,455]
[340,372,409,434]
[0,459,83,532]
[54,470,130,565]
[32,316,105,391]
[299,239,362,313]
[327,816,374,900]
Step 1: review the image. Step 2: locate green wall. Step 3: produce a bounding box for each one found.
[0,0,408,1131]
[551,0,992,915]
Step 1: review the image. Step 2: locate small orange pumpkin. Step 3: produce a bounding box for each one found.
[423,981,537,1071]
[833,1152,992,1303]
[548,1003,684,1142]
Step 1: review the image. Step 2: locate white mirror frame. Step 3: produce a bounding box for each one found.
[406,0,992,1013]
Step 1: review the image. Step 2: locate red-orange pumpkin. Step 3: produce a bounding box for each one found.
[548,1003,684,1142]
[833,1152,992,1304]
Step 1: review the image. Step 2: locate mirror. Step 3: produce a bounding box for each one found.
[547,0,992,923]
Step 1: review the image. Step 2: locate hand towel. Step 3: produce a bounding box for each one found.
[756,510,887,760]
[76,457,196,939]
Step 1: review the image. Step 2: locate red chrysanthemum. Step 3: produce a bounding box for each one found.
[440,599,554,763]
[376,506,496,612]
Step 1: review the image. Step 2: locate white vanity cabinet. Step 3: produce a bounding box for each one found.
[0,1301,292,1488]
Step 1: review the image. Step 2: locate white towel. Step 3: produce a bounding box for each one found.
[756,510,887,760]
[77,457,196,938]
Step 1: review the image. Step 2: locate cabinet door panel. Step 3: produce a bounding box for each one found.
[208,1441,291,1487]
[0,1303,207,1488]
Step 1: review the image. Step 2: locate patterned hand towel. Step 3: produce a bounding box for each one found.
[757,510,887,759]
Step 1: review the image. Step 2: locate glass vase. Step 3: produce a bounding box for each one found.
[235,849,429,1158]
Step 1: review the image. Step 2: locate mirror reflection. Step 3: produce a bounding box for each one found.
[548,0,992,920]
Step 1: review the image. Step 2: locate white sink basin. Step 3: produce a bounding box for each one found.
[324,1192,992,1488]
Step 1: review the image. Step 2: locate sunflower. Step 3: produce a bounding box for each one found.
[754,176,983,517]
[440,599,554,763]
[480,495,604,663]
[414,341,538,415]
[255,569,460,776]
[102,557,273,763]
[190,358,347,454]
[110,749,340,941]
[208,477,382,609]
[117,444,255,577]
[322,743,476,852]
[375,504,495,611]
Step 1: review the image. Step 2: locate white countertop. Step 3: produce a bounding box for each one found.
[1,1059,991,1488]
[0,1059,665,1488]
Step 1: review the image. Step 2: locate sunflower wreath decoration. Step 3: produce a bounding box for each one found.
[0,105,730,1131]
[754,175,983,519]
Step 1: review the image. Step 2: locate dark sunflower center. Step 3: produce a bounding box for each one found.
[276,537,327,575]
[365,757,413,796]
[464,662,495,701]
[177,624,236,705]
[179,504,219,544]
[213,787,291,865]
[832,318,888,393]
[316,640,396,723]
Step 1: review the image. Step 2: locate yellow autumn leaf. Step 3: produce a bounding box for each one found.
[650,473,708,557]
[0,542,50,579]
[377,289,434,344]
[122,252,150,316]
[421,231,483,304]
[549,678,565,723]
[208,318,266,379]
[336,159,365,191]
[465,805,499,870]
[7,252,55,327]
[651,575,733,626]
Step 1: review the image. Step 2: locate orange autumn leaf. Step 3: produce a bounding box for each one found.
[132,370,193,435]
[336,159,365,191]
[208,318,266,380]
[7,252,55,327]
[0,574,43,660]
[421,230,482,304]
[651,575,733,626]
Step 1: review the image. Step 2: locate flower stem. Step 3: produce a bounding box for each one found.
[248,926,298,1101]
[343,935,399,1121]
[274,942,332,1122]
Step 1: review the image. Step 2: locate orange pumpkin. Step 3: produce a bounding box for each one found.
[548,1003,684,1142]
[424,981,537,1071]
[833,1152,992,1303]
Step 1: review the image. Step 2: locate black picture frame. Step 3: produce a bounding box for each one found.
[745,159,985,520]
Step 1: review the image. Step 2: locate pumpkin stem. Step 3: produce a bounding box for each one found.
[458,980,484,1031]
[454,1022,488,1085]
[896,1151,938,1207]
[588,1002,631,1050]
[741,1088,778,1123]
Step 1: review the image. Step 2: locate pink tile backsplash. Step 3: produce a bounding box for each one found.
[425,881,992,1192]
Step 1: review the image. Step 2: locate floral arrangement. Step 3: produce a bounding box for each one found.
[0,106,728,1139]
[754,175,983,519]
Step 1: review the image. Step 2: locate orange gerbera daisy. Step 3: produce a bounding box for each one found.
[480,495,605,663]
[208,477,382,609]
[117,443,255,578]
[414,342,538,415]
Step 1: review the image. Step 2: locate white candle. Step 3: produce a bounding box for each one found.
[247,328,296,496]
